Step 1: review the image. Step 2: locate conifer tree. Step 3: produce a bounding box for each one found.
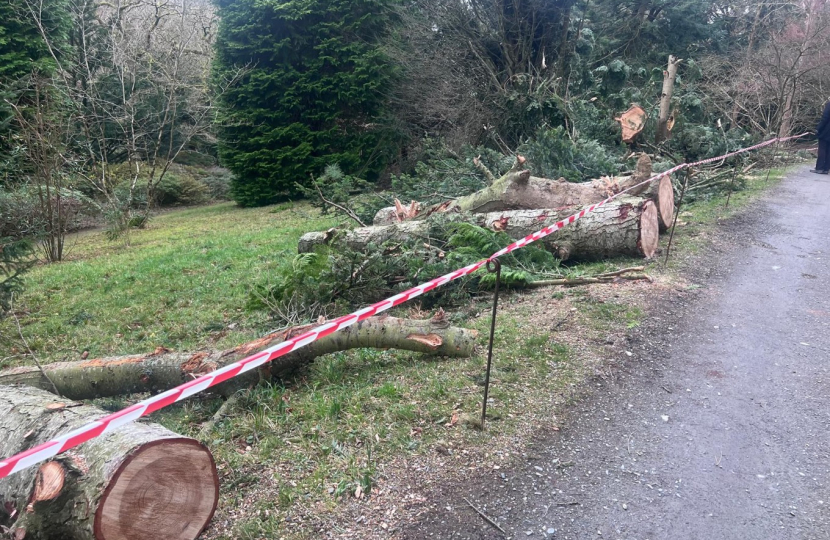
[213,0,396,207]
[0,0,70,180]
[0,237,32,315]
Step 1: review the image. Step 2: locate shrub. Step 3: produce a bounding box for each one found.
[107,162,214,208]
[200,168,234,201]
[154,172,209,206]
[0,185,97,239]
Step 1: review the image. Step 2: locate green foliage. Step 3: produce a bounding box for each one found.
[154,173,210,207]
[0,0,70,178]
[0,237,33,315]
[390,142,512,206]
[250,216,559,325]
[214,0,398,207]
[106,162,219,208]
[519,126,620,182]
[200,168,235,202]
[670,124,753,162]
[297,164,387,226]
[0,184,97,240]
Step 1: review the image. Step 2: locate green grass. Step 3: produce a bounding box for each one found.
[0,202,340,365]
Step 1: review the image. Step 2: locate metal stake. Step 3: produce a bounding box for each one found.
[480,258,501,430]
[764,140,780,185]
[664,167,690,266]
[725,160,739,209]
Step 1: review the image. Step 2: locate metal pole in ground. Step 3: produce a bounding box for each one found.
[664,166,691,266]
[764,139,781,185]
[480,258,502,430]
[725,158,739,209]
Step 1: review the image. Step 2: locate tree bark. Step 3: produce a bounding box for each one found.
[0,316,478,401]
[372,155,671,228]
[303,197,660,261]
[656,55,681,144]
[478,197,660,260]
[0,386,218,540]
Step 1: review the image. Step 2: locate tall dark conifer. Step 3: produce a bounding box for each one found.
[0,0,70,181]
[213,0,397,207]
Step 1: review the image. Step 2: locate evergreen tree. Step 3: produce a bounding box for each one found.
[213,0,397,207]
[0,237,32,315]
[0,0,70,183]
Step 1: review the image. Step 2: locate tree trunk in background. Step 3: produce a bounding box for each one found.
[656,55,681,144]
[732,3,765,127]
[0,386,218,540]
[303,197,660,262]
[0,316,478,400]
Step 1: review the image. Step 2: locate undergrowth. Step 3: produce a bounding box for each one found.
[248,215,562,326]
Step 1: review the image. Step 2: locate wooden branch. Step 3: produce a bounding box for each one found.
[473,155,497,184]
[313,177,366,227]
[526,273,652,288]
[463,497,506,536]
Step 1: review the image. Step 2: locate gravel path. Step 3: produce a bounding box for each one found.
[401,166,830,540]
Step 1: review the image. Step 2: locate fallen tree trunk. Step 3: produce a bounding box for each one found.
[302,197,660,261]
[478,197,659,260]
[0,386,218,540]
[373,155,673,230]
[0,315,477,401]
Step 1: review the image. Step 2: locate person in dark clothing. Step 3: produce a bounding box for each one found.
[812,98,830,174]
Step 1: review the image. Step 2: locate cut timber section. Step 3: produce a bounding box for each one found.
[301,197,660,261]
[0,386,217,540]
[372,155,673,231]
[478,197,660,261]
[0,316,477,400]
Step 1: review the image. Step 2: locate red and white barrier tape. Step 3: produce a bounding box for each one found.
[0,132,810,480]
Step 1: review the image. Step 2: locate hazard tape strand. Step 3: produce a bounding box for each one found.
[0,132,810,480]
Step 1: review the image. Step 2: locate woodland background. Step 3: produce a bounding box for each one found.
[1,0,829,311]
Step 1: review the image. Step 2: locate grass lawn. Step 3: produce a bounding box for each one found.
[0,201,339,365]
[0,161,801,539]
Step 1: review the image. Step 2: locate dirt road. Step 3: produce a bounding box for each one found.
[402,166,830,539]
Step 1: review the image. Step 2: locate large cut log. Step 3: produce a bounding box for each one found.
[478,198,659,260]
[0,386,218,540]
[0,315,477,400]
[373,155,673,230]
[302,197,660,261]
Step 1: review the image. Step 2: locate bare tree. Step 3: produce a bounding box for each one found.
[17,0,243,239]
[703,0,830,136]
[7,75,76,262]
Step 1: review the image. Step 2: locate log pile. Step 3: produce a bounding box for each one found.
[301,154,674,262]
